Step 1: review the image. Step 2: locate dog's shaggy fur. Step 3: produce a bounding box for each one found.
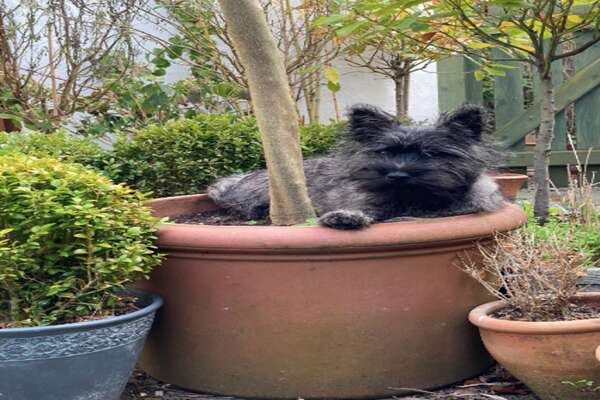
[208,104,504,229]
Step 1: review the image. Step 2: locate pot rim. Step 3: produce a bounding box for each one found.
[469,292,600,335]
[148,194,527,251]
[0,288,163,337]
[489,173,528,180]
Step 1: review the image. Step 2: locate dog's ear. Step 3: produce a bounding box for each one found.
[437,104,486,139]
[347,105,395,141]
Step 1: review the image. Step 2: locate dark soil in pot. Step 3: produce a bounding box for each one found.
[174,209,270,225]
[0,297,141,329]
[490,302,600,322]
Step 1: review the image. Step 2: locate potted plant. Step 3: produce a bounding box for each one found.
[0,154,164,400]
[490,172,528,201]
[465,229,600,400]
[137,1,526,398]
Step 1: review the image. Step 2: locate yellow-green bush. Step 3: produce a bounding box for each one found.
[0,155,162,327]
[1,116,344,198]
[0,130,109,171]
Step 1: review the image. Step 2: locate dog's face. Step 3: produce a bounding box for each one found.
[344,105,496,198]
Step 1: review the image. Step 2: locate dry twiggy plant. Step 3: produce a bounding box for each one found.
[562,142,599,228]
[462,230,588,321]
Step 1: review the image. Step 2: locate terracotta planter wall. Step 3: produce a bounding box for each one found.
[470,294,600,400]
[139,195,526,399]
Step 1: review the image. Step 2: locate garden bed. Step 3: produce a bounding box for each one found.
[121,367,540,400]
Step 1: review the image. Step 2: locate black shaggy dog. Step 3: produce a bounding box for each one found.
[208,104,504,229]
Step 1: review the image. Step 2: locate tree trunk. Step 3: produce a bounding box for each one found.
[303,69,321,124]
[331,90,341,122]
[401,73,410,118]
[393,61,410,119]
[533,71,555,224]
[218,0,316,225]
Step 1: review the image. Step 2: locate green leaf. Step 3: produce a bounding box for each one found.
[327,81,341,93]
[323,66,340,84]
[151,57,171,69]
[313,14,348,26]
[469,41,494,49]
[335,21,367,36]
[127,227,142,235]
[0,113,22,122]
[167,45,184,59]
[486,67,507,77]
[293,217,320,227]
[410,21,430,32]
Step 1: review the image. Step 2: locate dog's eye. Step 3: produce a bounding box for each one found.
[377,149,390,156]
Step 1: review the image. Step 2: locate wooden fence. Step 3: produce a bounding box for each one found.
[437,33,600,186]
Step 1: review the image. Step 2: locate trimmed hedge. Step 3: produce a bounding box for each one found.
[110,114,264,197]
[300,122,345,157]
[0,155,162,327]
[110,115,344,197]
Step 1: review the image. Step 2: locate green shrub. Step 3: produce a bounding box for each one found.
[109,114,264,197]
[0,155,162,327]
[109,114,344,197]
[0,130,109,171]
[300,122,345,157]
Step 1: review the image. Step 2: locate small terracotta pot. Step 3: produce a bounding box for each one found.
[492,173,528,200]
[139,194,526,399]
[469,293,600,400]
[0,119,18,133]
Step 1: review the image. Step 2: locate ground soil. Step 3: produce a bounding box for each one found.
[121,366,540,400]
[492,302,600,322]
[174,209,269,226]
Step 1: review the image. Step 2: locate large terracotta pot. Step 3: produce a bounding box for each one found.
[139,194,526,399]
[469,293,600,400]
[492,173,528,200]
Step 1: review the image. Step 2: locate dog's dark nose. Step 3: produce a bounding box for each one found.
[386,171,410,181]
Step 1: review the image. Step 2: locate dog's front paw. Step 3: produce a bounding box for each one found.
[319,210,373,230]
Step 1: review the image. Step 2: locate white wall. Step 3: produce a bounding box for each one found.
[314,59,438,123]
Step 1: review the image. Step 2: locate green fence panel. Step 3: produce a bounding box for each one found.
[575,32,600,150]
[492,48,525,150]
[437,56,483,113]
[496,57,600,147]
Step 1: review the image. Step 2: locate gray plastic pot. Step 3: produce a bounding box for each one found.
[0,289,162,400]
